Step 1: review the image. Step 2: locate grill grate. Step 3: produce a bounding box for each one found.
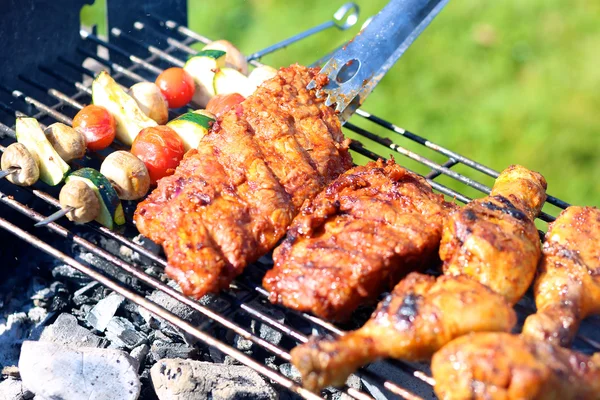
[0,9,597,400]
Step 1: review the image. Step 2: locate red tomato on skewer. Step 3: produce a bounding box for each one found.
[131,126,185,184]
[72,105,116,152]
[155,68,195,109]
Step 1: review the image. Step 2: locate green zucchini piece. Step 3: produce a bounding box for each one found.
[66,168,125,229]
[15,117,70,186]
[167,111,215,152]
[184,50,226,107]
[92,71,157,146]
[213,67,255,98]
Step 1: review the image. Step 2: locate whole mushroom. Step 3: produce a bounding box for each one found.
[1,143,40,186]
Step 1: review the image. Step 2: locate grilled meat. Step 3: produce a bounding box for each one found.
[439,165,547,304]
[523,206,600,347]
[134,65,352,298]
[291,272,516,392]
[264,159,457,321]
[432,332,600,400]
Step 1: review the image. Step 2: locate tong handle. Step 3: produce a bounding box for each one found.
[314,0,449,122]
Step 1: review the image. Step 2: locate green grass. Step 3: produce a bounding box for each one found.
[82,0,600,209]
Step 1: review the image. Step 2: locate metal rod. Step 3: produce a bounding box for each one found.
[77,47,146,83]
[246,2,359,61]
[0,84,73,125]
[34,206,75,227]
[0,166,19,179]
[0,215,322,400]
[133,21,197,55]
[111,27,185,67]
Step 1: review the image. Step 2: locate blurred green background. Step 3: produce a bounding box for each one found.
[82,0,599,212]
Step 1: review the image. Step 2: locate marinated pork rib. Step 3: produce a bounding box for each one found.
[432,332,600,400]
[134,65,352,298]
[439,165,547,304]
[291,273,516,392]
[523,206,600,347]
[263,159,457,321]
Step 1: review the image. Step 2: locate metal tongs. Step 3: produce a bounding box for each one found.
[309,0,449,123]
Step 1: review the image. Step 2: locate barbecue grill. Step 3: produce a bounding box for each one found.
[0,1,597,399]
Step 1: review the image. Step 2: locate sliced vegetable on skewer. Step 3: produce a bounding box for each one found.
[166,110,215,152]
[100,151,150,200]
[155,67,195,109]
[131,126,185,185]
[15,117,70,186]
[92,71,157,146]
[61,168,126,228]
[184,49,226,107]
[206,93,245,118]
[0,143,39,186]
[248,65,278,90]
[213,67,255,97]
[128,82,169,125]
[45,123,86,161]
[203,40,249,75]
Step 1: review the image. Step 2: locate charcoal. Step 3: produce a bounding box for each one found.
[151,359,278,400]
[40,313,108,348]
[150,341,199,361]
[133,234,162,255]
[130,343,150,372]
[72,281,100,306]
[325,374,363,400]
[105,316,148,349]
[0,312,29,369]
[0,378,33,400]
[26,307,48,325]
[234,301,285,353]
[2,365,20,379]
[278,363,301,383]
[19,341,140,400]
[51,264,92,286]
[86,292,124,332]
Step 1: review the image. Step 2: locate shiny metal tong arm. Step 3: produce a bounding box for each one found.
[309,0,449,123]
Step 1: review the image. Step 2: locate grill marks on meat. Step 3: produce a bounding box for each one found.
[263,159,457,321]
[135,64,352,298]
[522,206,600,347]
[291,273,516,392]
[439,164,548,305]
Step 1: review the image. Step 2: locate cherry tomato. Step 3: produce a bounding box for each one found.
[72,105,116,152]
[206,93,245,118]
[131,126,185,184]
[155,68,195,109]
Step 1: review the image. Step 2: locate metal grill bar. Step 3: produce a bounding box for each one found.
[0,11,592,400]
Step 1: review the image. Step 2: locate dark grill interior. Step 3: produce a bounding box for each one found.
[0,1,598,399]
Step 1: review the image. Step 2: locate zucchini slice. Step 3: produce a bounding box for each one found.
[213,67,255,98]
[248,65,278,91]
[15,117,70,186]
[66,168,125,229]
[167,111,215,152]
[184,50,226,107]
[92,71,157,146]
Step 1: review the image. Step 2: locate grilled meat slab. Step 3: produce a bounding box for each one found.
[439,165,547,304]
[432,332,600,400]
[134,65,352,298]
[291,272,516,392]
[263,159,457,321]
[523,206,600,347]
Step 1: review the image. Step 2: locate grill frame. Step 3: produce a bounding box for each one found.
[0,2,597,400]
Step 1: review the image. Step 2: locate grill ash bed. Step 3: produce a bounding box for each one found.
[0,1,597,400]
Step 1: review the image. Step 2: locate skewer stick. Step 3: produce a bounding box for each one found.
[34,206,75,227]
[0,166,20,179]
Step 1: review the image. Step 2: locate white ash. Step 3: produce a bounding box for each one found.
[0,378,33,400]
[19,341,140,400]
[151,359,278,400]
[130,344,150,373]
[40,313,108,348]
[86,292,125,332]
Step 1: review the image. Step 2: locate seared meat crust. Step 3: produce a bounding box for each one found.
[135,64,352,298]
[291,273,516,392]
[264,159,457,321]
[432,332,600,400]
[523,206,600,347]
[440,164,547,304]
